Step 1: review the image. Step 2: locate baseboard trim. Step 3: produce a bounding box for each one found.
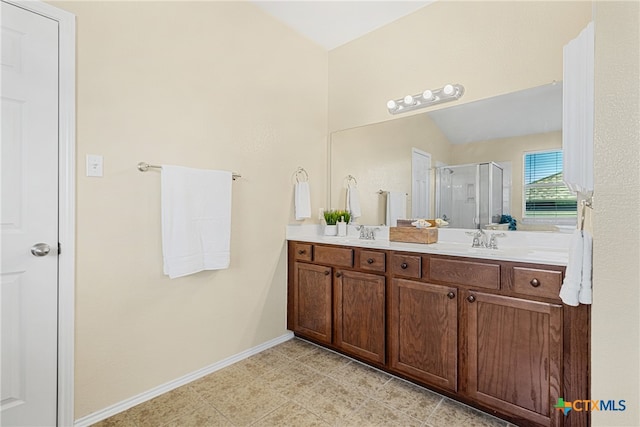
[74,331,294,427]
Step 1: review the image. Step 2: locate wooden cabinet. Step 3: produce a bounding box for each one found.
[335,270,385,364]
[289,242,386,364]
[389,278,458,391]
[464,290,563,427]
[287,241,589,427]
[292,262,332,344]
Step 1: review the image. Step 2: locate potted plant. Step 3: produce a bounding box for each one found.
[323,210,340,235]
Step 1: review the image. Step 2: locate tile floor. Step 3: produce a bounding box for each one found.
[93,338,515,427]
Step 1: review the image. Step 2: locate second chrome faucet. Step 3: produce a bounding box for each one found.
[466,229,506,249]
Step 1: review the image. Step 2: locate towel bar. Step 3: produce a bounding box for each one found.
[137,162,241,180]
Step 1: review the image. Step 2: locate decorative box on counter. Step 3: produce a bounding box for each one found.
[389,225,438,244]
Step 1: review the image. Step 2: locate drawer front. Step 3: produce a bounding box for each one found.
[314,245,354,268]
[360,250,386,272]
[390,254,421,279]
[293,243,313,261]
[512,267,563,299]
[430,257,500,289]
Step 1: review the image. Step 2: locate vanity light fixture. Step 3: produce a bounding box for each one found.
[387,83,465,115]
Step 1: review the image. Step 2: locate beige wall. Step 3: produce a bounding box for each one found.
[330,113,451,225]
[55,1,328,418]
[451,132,562,221]
[592,1,640,425]
[329,1,592,132]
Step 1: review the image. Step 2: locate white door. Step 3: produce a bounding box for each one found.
[411,148,431,218]
[1,2,59,426]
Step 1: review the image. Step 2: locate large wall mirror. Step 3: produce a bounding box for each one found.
[329,83,563,229]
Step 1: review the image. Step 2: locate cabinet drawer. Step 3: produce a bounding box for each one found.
[360,250,386,272]
[512,267,563,299]
[390,254,421,278]
[293,243,313,261]
[314,245,354,268]
[430,257,500,289]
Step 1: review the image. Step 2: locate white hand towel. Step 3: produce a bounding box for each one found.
[161,165,232,279]
[346,185,361,219]
[559,229,584,306]
[295,181,311,220]
[385,191,407,227]
[578,230,593,304]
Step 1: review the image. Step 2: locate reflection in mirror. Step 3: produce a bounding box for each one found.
[329,83,562,229]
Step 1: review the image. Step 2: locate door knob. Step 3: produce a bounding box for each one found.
[30,243,51,257]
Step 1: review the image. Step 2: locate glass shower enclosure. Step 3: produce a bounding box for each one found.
[435,162,503,229]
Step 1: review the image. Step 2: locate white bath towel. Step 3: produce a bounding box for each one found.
[385,191,407,227]
[161,165,232,279]
[578,230,593,304]
[559,229,593,305]
[346,185,361,219]
[295,181,311,220]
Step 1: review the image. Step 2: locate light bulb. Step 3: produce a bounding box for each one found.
[387,100,397,110]
[443,84,455,96]
[404,95,415,105]
[422,90,434,100]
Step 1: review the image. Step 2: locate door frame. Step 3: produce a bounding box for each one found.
[4,1,76,425]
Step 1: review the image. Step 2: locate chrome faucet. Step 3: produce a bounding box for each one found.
[466,229,505,249]
[357,225,379,240]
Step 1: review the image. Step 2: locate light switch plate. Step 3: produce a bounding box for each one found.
[86,154,103,177]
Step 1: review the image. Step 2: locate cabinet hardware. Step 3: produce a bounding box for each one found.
[447,292,455,299]
[367,258,375,264]
[336,272,342,278]
[400,263,408,269]
[324,270,330,276]
[467,295,476,303]
[530,278,541,287]
[298,249,306,255]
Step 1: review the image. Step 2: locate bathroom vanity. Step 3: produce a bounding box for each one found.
[286,230,589,427]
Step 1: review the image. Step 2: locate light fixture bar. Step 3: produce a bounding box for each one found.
[387,83,465,115]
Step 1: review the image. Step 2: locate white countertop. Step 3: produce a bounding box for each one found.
[286,225,571,266]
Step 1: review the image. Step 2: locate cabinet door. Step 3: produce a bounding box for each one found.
[389,279,458,392]
[293,263,332,344]
[465,291,562,426]
[334,270,385,364]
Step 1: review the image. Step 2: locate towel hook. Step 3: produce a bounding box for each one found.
[294,167,309,183]
[579,197,593,231]
[345,175,358,188]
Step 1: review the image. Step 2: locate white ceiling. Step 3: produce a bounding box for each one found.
[249,1,561,142]
[428,83,563,144]
[250,1,434,50]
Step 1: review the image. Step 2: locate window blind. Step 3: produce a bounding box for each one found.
[524,151,577,218]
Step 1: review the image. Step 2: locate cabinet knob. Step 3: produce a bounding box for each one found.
[530,278,541,287]
[298,249,306,255]
[324,270,330,276]
[467,295,476,303]
[447,292,455,299]
[400,262,408,269]
[367,258,375,264]
[336,272,342,278]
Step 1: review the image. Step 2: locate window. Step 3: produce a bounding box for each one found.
[523,150,577,219]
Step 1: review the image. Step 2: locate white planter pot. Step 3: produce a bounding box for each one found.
[324,225,337,236]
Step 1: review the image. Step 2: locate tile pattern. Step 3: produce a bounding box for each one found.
[92,338,511,427]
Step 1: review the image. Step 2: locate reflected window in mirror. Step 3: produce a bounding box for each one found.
[523,150,577,224]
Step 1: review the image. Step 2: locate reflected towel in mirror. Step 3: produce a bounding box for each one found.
[385,191,407,227]
[346,185,361,219]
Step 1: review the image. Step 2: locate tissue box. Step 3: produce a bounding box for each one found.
[396,219,437,228]
[389,227,438,244]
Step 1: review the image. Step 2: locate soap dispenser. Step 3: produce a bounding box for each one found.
[337,216,347,237]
